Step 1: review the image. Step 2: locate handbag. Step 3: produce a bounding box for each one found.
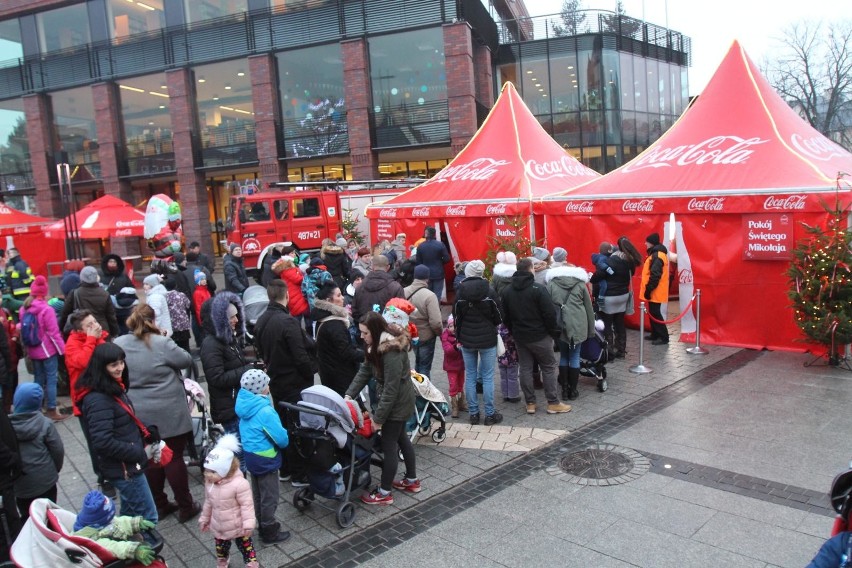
[113,396,173,468]
[625,289,635,316]
[496,333,506,357]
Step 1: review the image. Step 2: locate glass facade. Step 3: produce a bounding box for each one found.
[37,3,91,53]
[50,86,100,181]
[108,0,165,40]
[277,43,347,159]
[118,73,175,176]
[0,19,22,64]
[194,58,257,168]
[184,0,247,25]
[0,98,32,194]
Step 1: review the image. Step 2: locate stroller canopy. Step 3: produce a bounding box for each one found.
[300,385,356,448]
[410,370,447,403]
[242,285,269,324]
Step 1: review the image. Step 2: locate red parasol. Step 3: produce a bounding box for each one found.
[45,195,145,239]
[0,203,55,236]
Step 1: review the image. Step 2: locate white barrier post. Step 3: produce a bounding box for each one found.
[630,301,653,374]
[686,289,709,355]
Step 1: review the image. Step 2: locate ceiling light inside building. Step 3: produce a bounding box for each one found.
[119,84,145,93]
[198,76,206,83]
[526,70,532,74]
[136,2,155,10]
[213,95,219,101]
[149,91,168,98]
[237,70,245,77]
[225,83,232,90]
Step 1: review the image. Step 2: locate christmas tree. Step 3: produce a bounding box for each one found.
[340,207,365,245]
[483,215,538,280]
[787,192,852,364]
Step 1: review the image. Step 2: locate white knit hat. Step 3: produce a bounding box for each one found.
[464,259,485,278]
[240,368,270,395]
[203,434,241,477]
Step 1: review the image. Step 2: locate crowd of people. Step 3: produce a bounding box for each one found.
[0,229,674,565]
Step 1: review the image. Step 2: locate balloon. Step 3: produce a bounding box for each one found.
[144,193,183,260]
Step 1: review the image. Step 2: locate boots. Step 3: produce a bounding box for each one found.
[260,521,291,544]
[558,366,570,401]
[450,394,460,418]
[566,367,580,401]
[605,329,617,360]
[46,409,70,422]
[615,333,627,359]
[458,391,467,412]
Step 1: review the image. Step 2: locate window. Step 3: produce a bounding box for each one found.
[293,198,320,218]
[36,4,91,53]
[107,0,165,40]
[51,86,98,167]
[118,72,174,175]
[0,19,23,62]
[184,0,247,25]
[370,28,446,113]
[245,201,270,222]
[274,200,290,221]
[0,98,32,191]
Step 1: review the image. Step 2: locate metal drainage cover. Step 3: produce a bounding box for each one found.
[546,443,650,486]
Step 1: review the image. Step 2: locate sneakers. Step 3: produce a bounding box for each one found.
[526,403,536,415]
[361,488,394,505]
[278,473,291,482]
[484,412,503,426]
[504,397,521,403]
[469,413,480,425]
[391,478,422,493]
[291,477,309,488]
[546,402,573,414]
[216,556,230,568]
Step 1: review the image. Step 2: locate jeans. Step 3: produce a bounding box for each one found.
[516,337,559,405]
[32,355,59,410]
[112,474,158,525]
[558,340,582,368]
[428,278,444,301]
[378,420,416,492]
[414,336,437,378]
[461,346,496,417]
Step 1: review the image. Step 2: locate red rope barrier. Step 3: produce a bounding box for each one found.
[646,295,696,325]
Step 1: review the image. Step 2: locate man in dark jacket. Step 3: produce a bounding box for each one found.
[99,254,133,297]
[188,241,215,274]
[500,258,572,416]
[452,260,503,426]
[60,267,119,338]
[320,240,350,291]
[254,280,314,486]
[223,244,249,295]
[311,282,362,396]
[414,227,450,299]
[351,255,404,324]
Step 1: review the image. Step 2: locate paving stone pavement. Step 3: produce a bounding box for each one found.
[44,308,850,567]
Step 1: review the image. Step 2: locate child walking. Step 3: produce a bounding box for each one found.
[193,270,211,328]
[199,434,258,568]
[440,315,466,418]
[234,369,291,544]
[497,324,520,403]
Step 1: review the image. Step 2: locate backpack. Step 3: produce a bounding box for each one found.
[21,311,42,347]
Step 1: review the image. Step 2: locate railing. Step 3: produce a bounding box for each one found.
[126,153,177,176]
[370,100,450,149]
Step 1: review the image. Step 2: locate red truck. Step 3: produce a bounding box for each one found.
[224,180,418,274]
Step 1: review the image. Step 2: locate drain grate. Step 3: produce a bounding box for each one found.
[547,443,650,486]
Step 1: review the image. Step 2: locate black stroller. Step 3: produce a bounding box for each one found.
[579,321,609,392]
[280,385,374,528]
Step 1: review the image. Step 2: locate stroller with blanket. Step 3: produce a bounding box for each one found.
[241,285,269,337]
[578,320,609,392]
[406,370,449,447]
[280,385,374,528]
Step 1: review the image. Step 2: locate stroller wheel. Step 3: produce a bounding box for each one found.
[598,378,608,393]
[337,502,356,528]
[293,487,311,512]
[418,424,431,436]
[431,428,446,443]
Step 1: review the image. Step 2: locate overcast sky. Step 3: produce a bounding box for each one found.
[527,0,848,96]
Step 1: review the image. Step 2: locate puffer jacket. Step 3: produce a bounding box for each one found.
[200,292,250,424]
[199,471,255,541]
[65,330,108,416]
[351,270,404,324]
[500,270,559,344]
[345,331,415,425]
[275,259,309,317]
[640,243,670,303]
[20,299,65,360]
[100,255,133,296]
[60,283,120,338]
[452,277,501,350]
[311,299,362,396]
[254,302,315,403]
[79,391,148,480]
[223,254,249,294]
[301,266,333,310]
[320,244,350,290]
[9,411,64,498]
[235,388,289,475]
[546,266,595,347]
[144,284,172,336]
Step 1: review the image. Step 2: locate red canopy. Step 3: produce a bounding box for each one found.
[45,195,145,239]
[0,203,54,236]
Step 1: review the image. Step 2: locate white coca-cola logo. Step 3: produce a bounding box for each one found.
[116,220,144,228]
[0,205,10,214]
[763,195,806,210]
[485,203,507,215]
[445,205,467,216]
[678,268,693,284]
[622,199,655,212]
[623,136,769,173]
[411,207,431,217]
[379,208,397,218]
[431,158,510,183]
[790,133,844,162]
[687,197,725,211]
[114,228,134,236]
[524,156,596,181]
[564,201,594,213]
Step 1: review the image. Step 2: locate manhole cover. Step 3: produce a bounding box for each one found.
[547,443,650,486]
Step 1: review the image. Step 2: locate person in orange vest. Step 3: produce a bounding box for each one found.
[639,233,670,345]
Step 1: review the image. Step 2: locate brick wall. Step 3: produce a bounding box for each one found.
[22,93,63,220]
[443,23,478,155]
[342,38,378,180]
[249,53,286,185]
[474,43,494,109]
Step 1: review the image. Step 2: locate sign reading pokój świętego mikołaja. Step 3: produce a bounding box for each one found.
[742,214,793,260]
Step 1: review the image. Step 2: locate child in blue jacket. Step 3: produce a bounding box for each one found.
[234,369,291,545]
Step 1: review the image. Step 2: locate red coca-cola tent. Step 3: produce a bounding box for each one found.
[365,81,599,261]
[0,203,65,279]
[538,41,852,351]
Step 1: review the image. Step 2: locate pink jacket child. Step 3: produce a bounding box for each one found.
[20,298,65,360]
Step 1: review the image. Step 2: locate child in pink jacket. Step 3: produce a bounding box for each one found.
[199,434,257,568]
[441,315,466,418]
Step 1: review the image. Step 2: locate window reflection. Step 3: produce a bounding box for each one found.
[119,73,174,176]
[549,53,579,113]
[0,98,32,191]
[51,86,100,180]
[37,4,91,53]
[520,54,550,115]
[0,19,23,63]
[184,0,247,24]
[108,0,165,40]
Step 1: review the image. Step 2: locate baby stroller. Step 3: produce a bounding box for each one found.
[406,370,449,447]
[9,499,166,567]
[184,378,223,473]
[579,321,609,392]
[242,285,269,337]
[280,385,374,528]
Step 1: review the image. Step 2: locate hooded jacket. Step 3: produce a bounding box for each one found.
[21,299,65,360]
[403,280,443,342]
[301,266,333,310]
[65,330,108,416]
[99,255,133,296]
[60,283,120,339]
[200,292,250,424]
[320,243,351,290]
[254,302,315,403]
[500,270,559,344]
[640,243,670,303]
[311,299,362,396]
[345,331,415,424]
[351,270,404,324]
[235,388,289,475]
[546,266,595,347]
[490,262,517,296]
[276,258,309,317]
[79,391,148,480]
[223,254,249,294]
[144,283,172,336]
[452,277,501,349]
[9,411,64,498]
[199,470,255,541]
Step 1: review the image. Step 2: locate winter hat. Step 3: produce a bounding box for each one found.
[335,237,347,248]
[646,233,660,246]
[552,247,568,263]
[60,272,81,297]
[194,269,207,285]
[413,264,430,281]
[203,434,241,478]
[532,247,550,262]
[80,266,100,285]
[310,257,325,268]
[30,275,49,297]
[464,259,485,278]
[13,382,43,414]
[73,490,116,531]
[240,368,270,395]
[229,243,241,254]
[496,251,517,265]
[64,259,85,273]
[143,274,161,288]
[226,303,239,319]
[447,314,454,327]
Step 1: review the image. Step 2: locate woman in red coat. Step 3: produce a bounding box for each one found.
[271,256,308,320]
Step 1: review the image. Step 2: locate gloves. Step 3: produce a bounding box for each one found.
[644,292,651,301]
[139,519,155,531]
[134,544,156,566]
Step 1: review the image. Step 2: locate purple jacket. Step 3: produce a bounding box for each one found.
[20,299,65,360]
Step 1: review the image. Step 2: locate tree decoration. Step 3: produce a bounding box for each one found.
[483,215,538,280]
[340,207,365,245]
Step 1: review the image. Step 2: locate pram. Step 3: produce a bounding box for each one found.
[184,378,223,473]
[406,370,449,446]
[242,285,269,337]
[280,385,373,528]
[578,323,609,392]
[9,499,166,567]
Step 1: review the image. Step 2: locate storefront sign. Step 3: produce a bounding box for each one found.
[491,216,517,238]
[375,219,394,241]
[742,213,793,260]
